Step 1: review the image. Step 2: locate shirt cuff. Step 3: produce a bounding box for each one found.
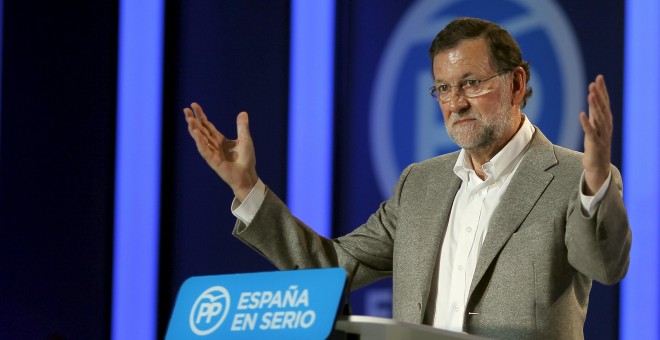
[231,179,266,225]
[579,171,612,217]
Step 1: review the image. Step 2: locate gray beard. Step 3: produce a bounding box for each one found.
[445,104,516,151]
[447,120,496,149]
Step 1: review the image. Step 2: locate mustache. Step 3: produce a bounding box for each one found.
[448,110,477,123]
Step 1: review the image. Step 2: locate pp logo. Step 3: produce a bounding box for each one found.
[370,0,585,198]
[189,286,231,336]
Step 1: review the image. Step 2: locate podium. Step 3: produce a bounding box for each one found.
[166,269,487,339]
[334,315,486,340]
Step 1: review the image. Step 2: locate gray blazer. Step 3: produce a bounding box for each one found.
[234,129,631,339]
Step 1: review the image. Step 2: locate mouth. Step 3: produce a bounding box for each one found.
[453,118,476,126]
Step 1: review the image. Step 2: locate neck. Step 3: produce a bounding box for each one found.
[466,146,505,180]
[466,114,524,179]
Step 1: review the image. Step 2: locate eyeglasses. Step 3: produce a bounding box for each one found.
[429,71,508,103]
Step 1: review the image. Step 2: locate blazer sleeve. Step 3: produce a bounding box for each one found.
[232,164,415,290]
[565,165,632,285]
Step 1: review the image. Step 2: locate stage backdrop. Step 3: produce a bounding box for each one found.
[159,1,292,337]
[0,1,628,339]
[0,2,117,338]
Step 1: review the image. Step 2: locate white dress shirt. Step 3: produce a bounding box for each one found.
[432,117,534,331]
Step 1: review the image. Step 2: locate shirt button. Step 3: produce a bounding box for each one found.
[458,265,464,271]
[466,227,473,233]
[453,305,460,312]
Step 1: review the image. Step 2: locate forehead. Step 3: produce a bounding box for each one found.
[432,38,494,81]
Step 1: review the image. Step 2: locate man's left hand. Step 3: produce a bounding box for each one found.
[579,74,612,195]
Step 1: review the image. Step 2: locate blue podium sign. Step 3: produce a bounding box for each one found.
[166,268,347,339]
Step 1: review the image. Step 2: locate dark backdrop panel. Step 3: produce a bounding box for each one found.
[159,0,291,336]
[0,1,118,339]
[333,1,624,339]
[559,3,624,339]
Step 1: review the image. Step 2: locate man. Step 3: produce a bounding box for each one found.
[184,17,631,339]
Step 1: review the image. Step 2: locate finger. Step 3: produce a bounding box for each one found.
[189,102,213,135]
[596,75,610,106]
[587,89,602,120]
[192,129,220,161]
[204,118,225,141]
[588,82,609,119]
[183,107,195,119]
[589,76,613,129]
[191,102,215,130]
[186,112,213,146]
[184,107,196,130]
[186,114,213,143]
[587,90,612,136]
[191,102,206,120]
[588,95,609,139]
[586,90,601,129]
[236,111,251,140]
[185,108,205,137]
[184,107,202,129]
[594,76,613,128]
[191,127,211,149]
[189,102,226,143]
[580,111,596,136]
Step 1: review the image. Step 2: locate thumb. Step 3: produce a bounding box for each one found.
[236,111,251,139]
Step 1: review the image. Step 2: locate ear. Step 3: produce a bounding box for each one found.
[510,66,527,106]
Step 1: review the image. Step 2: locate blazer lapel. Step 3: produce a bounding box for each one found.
[468,130,558,298]
[413,153,462,320]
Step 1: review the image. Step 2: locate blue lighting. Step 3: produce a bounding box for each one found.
[287,0,336,237]
[621,0,660,339]
[112,0,164,339]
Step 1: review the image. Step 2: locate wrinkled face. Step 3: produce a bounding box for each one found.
[432,38,516,150]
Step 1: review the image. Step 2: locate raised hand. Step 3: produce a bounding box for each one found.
[183,102,258,201]
[579,75,612,195]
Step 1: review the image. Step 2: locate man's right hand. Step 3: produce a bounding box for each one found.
[184,102,258,202]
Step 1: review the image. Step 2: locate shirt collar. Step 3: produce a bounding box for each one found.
[453,114,535,183]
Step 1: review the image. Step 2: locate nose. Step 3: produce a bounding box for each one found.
[447,88,468,112]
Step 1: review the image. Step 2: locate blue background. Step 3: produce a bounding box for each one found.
[0,1,626,339]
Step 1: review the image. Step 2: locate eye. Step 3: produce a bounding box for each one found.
[438,84,450,92]
[464,79,480,87]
